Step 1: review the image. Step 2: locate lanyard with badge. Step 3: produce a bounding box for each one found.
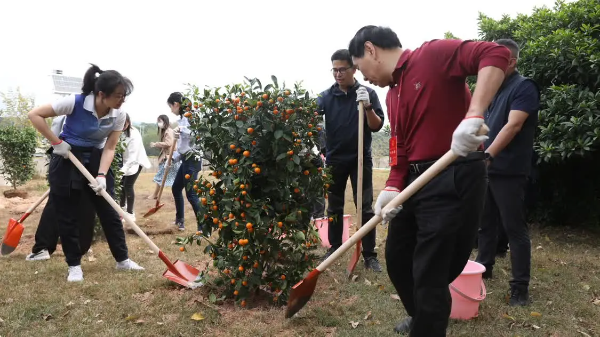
[389,68,406,167]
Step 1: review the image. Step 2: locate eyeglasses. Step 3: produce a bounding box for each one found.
[331,67,353,74]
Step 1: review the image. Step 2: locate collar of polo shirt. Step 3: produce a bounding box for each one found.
[83,93,119,119]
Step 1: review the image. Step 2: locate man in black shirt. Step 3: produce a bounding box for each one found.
[318,49,385,272]
[476,39,540,306]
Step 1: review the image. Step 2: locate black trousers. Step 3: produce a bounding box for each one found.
[48,153,128,267]
[476,175,531,288]
[32,192,96,255]
[119,165,142,213]
[385,157,486,337]
[327,159,376,258]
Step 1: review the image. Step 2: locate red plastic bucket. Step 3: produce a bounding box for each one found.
[314,215,351,248]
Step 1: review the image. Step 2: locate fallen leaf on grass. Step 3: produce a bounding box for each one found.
[578,331,592,337]
[125,314,140,321]
[66,301,74,307]
[349,321,360,329]
[157,322,164,325]
[191,312,205,321]
[364,278,372,286]
[146,250,154,255]
[42,314,53,321]
[363,311,372,320]
[83,299,91,305]
[531,311,542,317]
[96,320,103,324]
[532,324,540,330]
[351,275,358,282]
[582,284,591,291]
[502,313,516,321]
[134,319,145,324]
[88,255,96,262]
[0,317,4,326]
[536,245,543,250]
[62,311,70,318]
[592,298,600,306]
[378,285,384,291]
[333,278,339,284]
[34,271,38,275]
[390,294,401,301]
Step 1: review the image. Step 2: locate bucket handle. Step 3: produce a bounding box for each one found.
[449,279,487,302]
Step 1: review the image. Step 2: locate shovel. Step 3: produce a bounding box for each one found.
[144,138,178,218]
[1,189,50,256]
[67,152,201,289]
[285,124,489,318]
[346,101,365,277]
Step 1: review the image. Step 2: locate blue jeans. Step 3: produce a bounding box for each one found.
[172,156,202,226]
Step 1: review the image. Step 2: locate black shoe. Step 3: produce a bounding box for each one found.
[509,286,529,306]
[394,316,413,334]
[364,256,383,272]
[482,268,493,279]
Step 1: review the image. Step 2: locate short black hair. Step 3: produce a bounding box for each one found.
[331,49,353,67]
[495,39,519,58]
[348,25,402,58]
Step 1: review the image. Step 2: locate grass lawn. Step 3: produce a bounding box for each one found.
[1,171,599,336]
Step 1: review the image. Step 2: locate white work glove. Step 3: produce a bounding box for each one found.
[171,151,181,163]
[89,175,106,195]
[356,86,370,105]
[374,187,403,222]
[451,117,489,157]
[52,140,71,159]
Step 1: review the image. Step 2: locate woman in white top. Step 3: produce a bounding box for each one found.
[27,64,144,282]
[119,113,151,221]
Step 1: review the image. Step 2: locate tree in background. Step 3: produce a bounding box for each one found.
[0,87,35,122]
[0,124,37,196]
[447,0,600,226]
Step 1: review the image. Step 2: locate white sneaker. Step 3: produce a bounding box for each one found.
[25,249,50,261]
[122,212,136,223]
[67,265,84,282]
[116,259,145,270]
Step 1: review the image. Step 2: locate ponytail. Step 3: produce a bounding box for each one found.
[167,92,189,117]
[82,64,103,96]
[80,63,133,97]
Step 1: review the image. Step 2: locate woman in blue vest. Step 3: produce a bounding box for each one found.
[167,92,202,232]
[27,64,144,282]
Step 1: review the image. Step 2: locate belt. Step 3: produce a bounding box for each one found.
[408,151,485,175]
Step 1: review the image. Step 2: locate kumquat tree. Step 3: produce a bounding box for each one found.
[176,76,333,307]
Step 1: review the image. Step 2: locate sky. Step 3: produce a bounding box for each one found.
[0,0,561,124]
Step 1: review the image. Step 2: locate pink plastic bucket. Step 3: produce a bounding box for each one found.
[449,260,487,320]
[314,215,351,248]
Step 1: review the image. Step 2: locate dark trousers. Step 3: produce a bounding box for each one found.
[385,158,486,337]
[31,193,95,255]
[172,156,201,226]
[327,159,376,257]
[119,165,142,213]
[476,175,531,288]
[52,185,129,266]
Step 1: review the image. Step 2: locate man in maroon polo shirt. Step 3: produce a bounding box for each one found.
[348,26,510,336]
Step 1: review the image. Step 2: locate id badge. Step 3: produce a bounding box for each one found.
[389,136,398,166]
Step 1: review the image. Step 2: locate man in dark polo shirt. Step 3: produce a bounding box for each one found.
[476,38,540,307]
[318,49,385,272]
[348,26,510,336]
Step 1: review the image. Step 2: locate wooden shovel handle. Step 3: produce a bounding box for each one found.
[316,124,489,272]
[68,152,161,254]
[18,189,50,223]
[356,101,364,231]
[156,138,178,204]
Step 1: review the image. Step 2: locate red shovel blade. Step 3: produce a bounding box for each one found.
[346,241,362,278]
[158,251,201,288]
[1,218,24,256]
[143,203,164,218]
[285,269,322,318]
